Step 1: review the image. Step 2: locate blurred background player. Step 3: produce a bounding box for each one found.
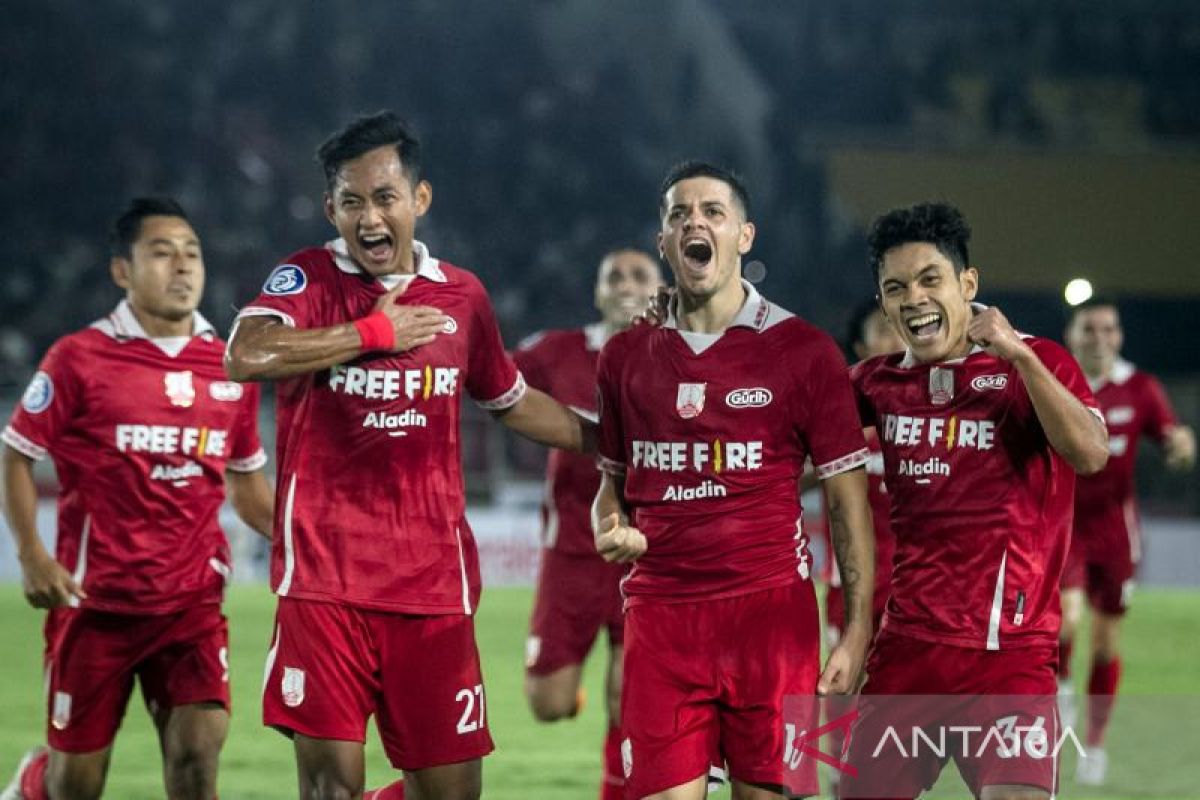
[593,162,875,800]
[819,299,904,647]
[1,197,273,800]
[516,248,663,800]
[841,202,1108,800]
[1058,296,1196,785]
[226,111,594,800]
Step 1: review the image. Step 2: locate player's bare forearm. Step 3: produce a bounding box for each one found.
[225,316,364,382]
[494,388,597,453]
[2,446,46,561]
[226,469,275,539]
[592,471,630,532]
[1164,425,1196,471]
[593,471,645,562]
[823,467,875,639]
[1013,348,1109,475]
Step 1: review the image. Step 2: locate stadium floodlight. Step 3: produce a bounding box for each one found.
[1064,278,1094,306]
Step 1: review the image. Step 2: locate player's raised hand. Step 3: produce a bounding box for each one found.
[372,279,449,353]
[595,512,647,563]
[967,306,1031,363]
[818,629,870,696]
[20,549,86,609]
[1164,425,1197,470]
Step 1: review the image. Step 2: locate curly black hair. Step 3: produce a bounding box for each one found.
[867,202,971,281]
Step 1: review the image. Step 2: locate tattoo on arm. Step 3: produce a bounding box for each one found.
[828,503,862,626]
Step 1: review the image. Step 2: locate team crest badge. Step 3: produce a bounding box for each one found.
[282,667,306,707]
[164,370,196,408]
[928,367,954,406]
[676,383,706,419]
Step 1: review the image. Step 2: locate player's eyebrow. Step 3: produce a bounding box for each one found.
[146,237,199,248]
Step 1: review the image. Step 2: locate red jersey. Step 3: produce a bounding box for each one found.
[513,325,604,556]
[236,239,524,615]
[851,334,1101,650]
[1074,359,1177,561]
[596,283,869,606]
[2,301,265,615]
[819,431,895,615]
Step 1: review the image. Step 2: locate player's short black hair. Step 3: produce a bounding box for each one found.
[846,297,883,353]
[109,197,191,259]
[318,110,422,189]
[868,202,971,281]
[1066,294,1121,325]
[659,161,751,219]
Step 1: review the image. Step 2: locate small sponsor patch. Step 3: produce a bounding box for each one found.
[263,264,307,296]
[52,691,71,729]
[209,381,244,402]
[726,387,772,408]
[21,371,53,414]
[442,316,458,334]
[1107,405,1134,425]
[970,374,1008,392]
[282,666,306,707]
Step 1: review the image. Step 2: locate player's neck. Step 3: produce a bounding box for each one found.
[675,280,746,334]
[128,302,194,338]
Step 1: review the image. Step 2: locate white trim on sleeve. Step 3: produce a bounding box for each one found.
[597,455,627,476]
[226,449,268,473]
[236,306,297,328]
[475,372,527,411]
[2,425,47,461]
[815,447,871,481]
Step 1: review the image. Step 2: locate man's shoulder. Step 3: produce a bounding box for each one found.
[1023,335,1074,367]
[516,327,586,355]
[849,352,901,385]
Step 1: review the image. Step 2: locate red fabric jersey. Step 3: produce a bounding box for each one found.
[851,335,1100,650]
[2,301,265,615]
[512,324,604,556]
[596,283,869,606]
[1074,360,1177,561]
[236,239,524,615]
[818,431,895,614]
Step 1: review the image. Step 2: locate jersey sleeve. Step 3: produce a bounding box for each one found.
[1139,374,1179,444]
[797,334,870,480]
[848,359,878,428]
[2,338,85,461]
[236,257,321,329]
[595,338,626,475]
[1029,338,1102,421]
[512,331,551,393]
[466,281,526,410]
[225,382,268,473]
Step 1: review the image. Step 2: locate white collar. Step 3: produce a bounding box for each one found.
[664,280,770,333]
[327,237,447,285]
[584,322,607,352]
[896,302,1029,369]
[1089,357,1136,391]
[91,300,215,358]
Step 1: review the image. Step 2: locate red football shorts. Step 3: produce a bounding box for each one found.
[621,580,820,799]
[44,604,230,752]
[262,597,494,770]
[838,632,1060,799]
[526,549,625,675]
[1062,522,1136,616]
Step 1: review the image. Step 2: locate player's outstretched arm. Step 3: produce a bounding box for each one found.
[2,446,86,608]
[969,307,1108,475]
[493,388,597,454]
[225,281,447,382]
[226,469,275,540]
[592,471,645,563]
[818,467,874,696]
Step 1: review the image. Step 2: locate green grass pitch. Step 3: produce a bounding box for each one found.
[0,585,1196,798]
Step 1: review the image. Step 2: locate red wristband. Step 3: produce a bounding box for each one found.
[353,311,394,352]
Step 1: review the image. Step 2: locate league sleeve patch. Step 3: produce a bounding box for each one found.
[21,371,53,414]
[262,264,307,296]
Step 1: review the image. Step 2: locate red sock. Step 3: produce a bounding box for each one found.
[20,749,49,800]
[363,780,405,800]
[1058,637,1074,680]
[1086,656,1122,747]
[601,725,624,800]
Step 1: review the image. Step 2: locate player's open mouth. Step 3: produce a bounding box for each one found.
[359,232,394,264]
[905,311,943,341]
[682,239,713,272]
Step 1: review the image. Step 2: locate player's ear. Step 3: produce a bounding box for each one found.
[413,180,432,217]
[960,266,979,301]
[110,257,132,291]
[323,192,336,226]
[656,231,666,262]
[737,221,756,255]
